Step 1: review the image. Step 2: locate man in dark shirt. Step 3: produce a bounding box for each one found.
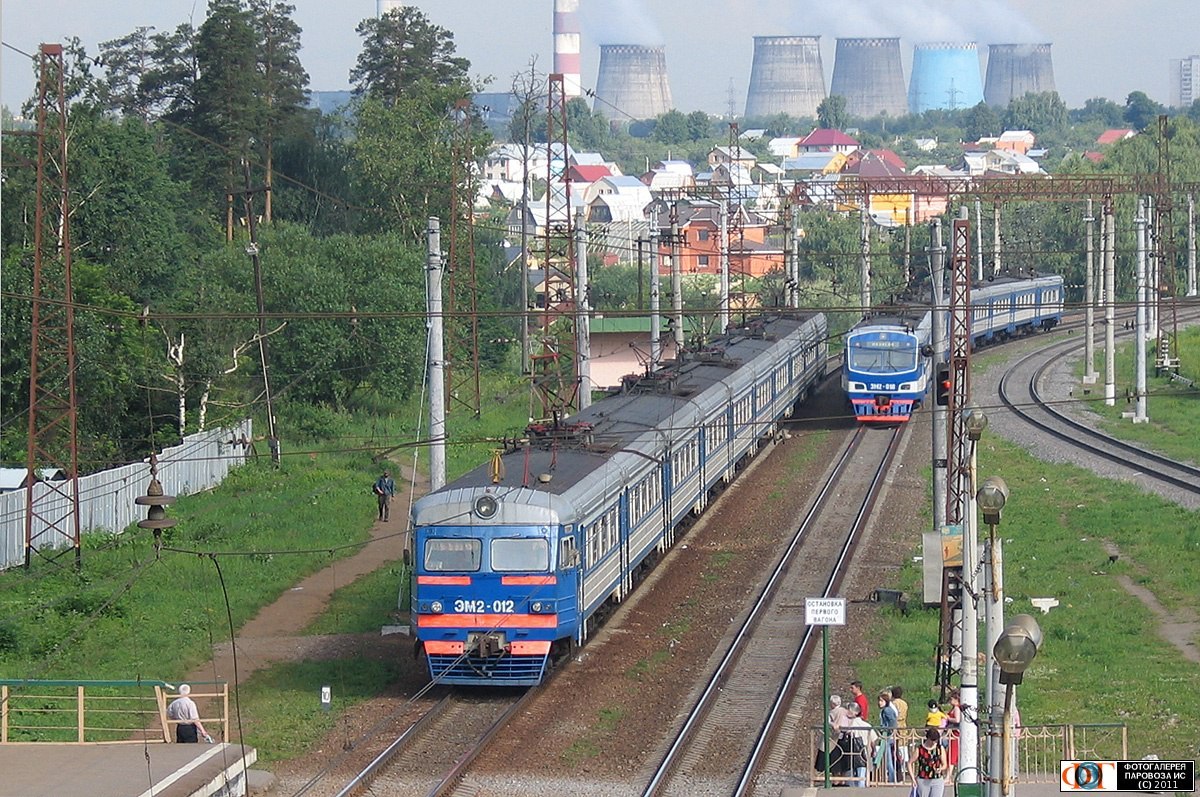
[374,470,396,520]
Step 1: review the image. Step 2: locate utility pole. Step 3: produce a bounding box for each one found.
[1188,194,1197,297]
[1188,194,1197,298]
[930,221,947,538]
[575,207,592,410]
[427,218,447,491]
[1133,200,1148,424]
[1104,199,1117,407]
[859,207,871,312]
[650,225,661,368]
[719,199,730,331]
[670,202,683,352]
[974,199,984,281]
[992,203,1001,276]
[241,160,280,466]
[1083,200,1098,384]
[791,205,802,309]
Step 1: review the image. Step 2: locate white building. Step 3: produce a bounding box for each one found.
[1171,55,1200,108]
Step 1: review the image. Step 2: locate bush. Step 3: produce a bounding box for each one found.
[277,402,350,442]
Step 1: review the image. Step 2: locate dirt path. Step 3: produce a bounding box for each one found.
[185,462,427,687]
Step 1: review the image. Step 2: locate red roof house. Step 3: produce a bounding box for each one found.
[1096,129,1135,146]
[798,128,860,154]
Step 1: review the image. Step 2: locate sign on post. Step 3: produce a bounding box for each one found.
[805,597,846,626]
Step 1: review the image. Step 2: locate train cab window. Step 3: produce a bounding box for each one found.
[424,538,482,572]
[847,338,917,373]
[492,538,549,572]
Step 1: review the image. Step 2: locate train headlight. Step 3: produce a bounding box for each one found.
[530,601,556,613]
[430,600,444,614]
[473,495,499,519]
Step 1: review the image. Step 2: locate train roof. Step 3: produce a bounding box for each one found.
[412,313,825,525]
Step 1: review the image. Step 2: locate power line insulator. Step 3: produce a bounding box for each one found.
[135,453,177,544]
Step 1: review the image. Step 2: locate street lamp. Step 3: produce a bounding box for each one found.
[993,615,1043,797]
[977,475,1009,797]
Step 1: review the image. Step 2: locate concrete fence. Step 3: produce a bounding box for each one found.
[0,421,252,571]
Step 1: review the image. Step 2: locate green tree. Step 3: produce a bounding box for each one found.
[1124,90,1164,131]
[248,0,310,223]
[686,110,712,141]
[193,0,264,199]
[1003,91,1067,135]
[1071,97,1124,127]
[817,95,848,130]
[653,109,689,144]
[350,6,470,105]
[962,101,1000,141]
[138,23,198,123]
[566,97,609,150]
[1189,99,1200,123]
[96,27,156,117]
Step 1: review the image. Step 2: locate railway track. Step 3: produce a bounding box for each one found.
[640,424,907,797]
[998,318,1200,509]
[318,687,533,797]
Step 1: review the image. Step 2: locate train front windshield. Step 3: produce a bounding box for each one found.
[847,335,918,374]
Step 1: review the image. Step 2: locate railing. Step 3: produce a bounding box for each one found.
[0,679,228,744]
[807,723,1129,787]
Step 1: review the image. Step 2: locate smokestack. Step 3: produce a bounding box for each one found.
[984,43,1056,107]
[554,0,582,98]
[909,42,985,113]
[745,36,826,119]
[830,37,907,119]
[377,0,402,17]
[594,44,673,121]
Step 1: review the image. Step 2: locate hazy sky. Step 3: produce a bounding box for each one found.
[2,0,1196,114]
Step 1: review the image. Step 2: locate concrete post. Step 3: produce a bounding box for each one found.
[427,218,447,492]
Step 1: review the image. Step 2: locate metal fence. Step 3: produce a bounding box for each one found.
[0,421,252,571]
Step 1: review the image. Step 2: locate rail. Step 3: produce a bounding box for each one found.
[0,679,229,744]
[804,723,1129,786]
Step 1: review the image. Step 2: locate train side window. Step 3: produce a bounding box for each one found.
[425,538,481,572]
[559,536,579,568]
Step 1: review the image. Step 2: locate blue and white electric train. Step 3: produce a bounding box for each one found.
[843,274,1064,422]
[409,313,828,686]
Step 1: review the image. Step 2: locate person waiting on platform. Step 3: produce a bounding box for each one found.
[167,684,212,743]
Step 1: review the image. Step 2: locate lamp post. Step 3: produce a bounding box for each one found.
[993,614,1042,797]
[959,407,988,787]
[977,475,1009,797]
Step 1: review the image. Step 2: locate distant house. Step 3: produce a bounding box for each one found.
[706,145,757,171]
[1096,129,1135,146]
[781,151,847,177]
[963,148,1043,176]
[995,130,1036,155]
[0,467,65,494]
[768,136,804,158]
[641,160,695,190]
[569,164,613,185]
[797,128,860,154]
[482,143,530,183]
[651,200,781,278]
[912,137,939,152]
[588,316,679,390]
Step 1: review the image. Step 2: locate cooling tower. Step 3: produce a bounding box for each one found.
[744,36,826,119]
[908,42,984,113]
[984,43,1056,107]
[594,44,674,120]
[830,38,907,119]
[553,0,582,98]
